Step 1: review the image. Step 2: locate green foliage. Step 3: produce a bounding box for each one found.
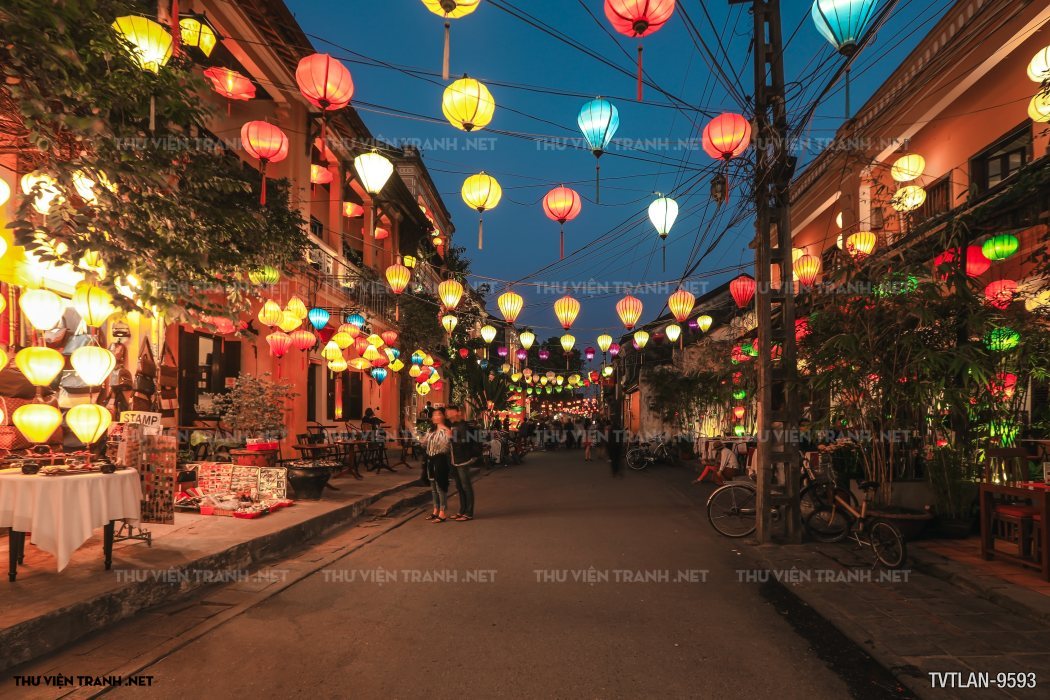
[460,360,511,419]
[0,0,307,318]
[206,373,296,440]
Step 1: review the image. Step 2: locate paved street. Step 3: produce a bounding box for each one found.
[60,450,888,699]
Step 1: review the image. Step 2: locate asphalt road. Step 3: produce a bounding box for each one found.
[105,451,862,699]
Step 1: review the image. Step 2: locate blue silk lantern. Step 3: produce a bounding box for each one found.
[346,312,366,328]
[308,307,330,330]
[370,367,388,385]
[577,97,620,202]
[811,0,880,55]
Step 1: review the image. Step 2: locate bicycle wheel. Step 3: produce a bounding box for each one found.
[800,484,855,520]
[805,506,850,543]
[870,521,907,568]
[626,448,648,470]
[707,483,757,538]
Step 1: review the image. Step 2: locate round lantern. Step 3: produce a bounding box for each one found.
[990,372,1018,399]
[811,0,880,56]
[441,313,458,334]
[891,153,925,182]
[554,295,581,330]
[846,231,877,259]
[258,300,283,327]
[583,347,595,361]
[596,334,613,354]
[308,307,330,331]
[616,294,643,330]
[543,186,583,259]
[497,346,509,359]
[438,279,464,311]
[633,330,650,349]
[604,0,676,100]
[112,16,172,73]
[984,280,1018,310]
[266,331,292,358]
[985,327,1020,352]
[248,266,280,286]
[296,53,354,112]
[12,403,62,444]
[16,347,64,387]
[519,329,536,351]
[516,348,527,361]
[203,67,256,110]
[966,246,991,277]
[462,172,502,249]
[538,349,551,361]
[240,121,289,205]
[66,404,112,445]
[560,334,576,354]
[982,234,1019,262]
[730,275,756,309]
[480,325,498,344]
[702,113,751,160]
[284,296,307,319]
[608,343,621,358]
[891,185,926,213]
[668,288,695,323]
[497,291,523,324]
[71,346,116,386]
[578,98,620,199]
[310,164,334,186]
[796,317,811,343]
[442,76,495,132]
[277,310,302,334]
[697,315,713,333]
[794,254,821,287]
[1029,92,1050,123]
[665,324,681,343]
[292,330,318,352]
[19,288,65,331]
[416,382,432,397]
[353,150,394,195]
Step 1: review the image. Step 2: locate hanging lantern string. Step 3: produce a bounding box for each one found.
[443,20,451,80]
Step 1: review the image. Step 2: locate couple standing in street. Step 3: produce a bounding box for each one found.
[419,405,477,523]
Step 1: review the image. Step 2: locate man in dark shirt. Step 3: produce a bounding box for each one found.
[445,405,476,520]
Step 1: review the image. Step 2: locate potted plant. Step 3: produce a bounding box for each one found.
[925,444,978,538]
[205,373,295,468]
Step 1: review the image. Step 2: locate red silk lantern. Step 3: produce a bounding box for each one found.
[703,113,751,161]
[795,317,810,343]
[989,372,1018,399]
[381,330,399,347]
[203,67,255,115]
[543,186,582,259]
[458,347,470,359]
[604,0,676,100]
[730,275,756,309]
[984,279,1018,309]
[616,294,643,330]
[291,329,317,351]
[375,226,391,241]
[296,53,354,150]
[343,202,365,218]
[310,164,334,185]
[240,121,289,205]
[266,331,292,358]
[966,246,991,277]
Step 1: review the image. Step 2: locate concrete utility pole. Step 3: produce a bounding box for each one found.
[729,0,801,543]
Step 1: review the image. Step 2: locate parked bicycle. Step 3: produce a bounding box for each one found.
[805,480,907,568]
[626,436,676,471]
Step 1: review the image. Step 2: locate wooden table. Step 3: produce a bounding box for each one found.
[979,482,1050,581]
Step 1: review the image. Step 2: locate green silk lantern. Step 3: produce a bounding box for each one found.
[982,234,1019,262]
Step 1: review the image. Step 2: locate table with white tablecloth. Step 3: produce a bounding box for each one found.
[0,467,141,580]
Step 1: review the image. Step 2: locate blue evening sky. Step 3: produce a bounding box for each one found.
[286,0,952,336]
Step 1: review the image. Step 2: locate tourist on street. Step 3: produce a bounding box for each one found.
[693,439,738,486]
[446,404,477,521]
[582,419,596,462]
[421,409,452,523]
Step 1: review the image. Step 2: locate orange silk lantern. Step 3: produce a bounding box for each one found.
[604,0,676,100]
[543,186,582,259]
[497,291,524,324]
[295,53,354,147]
[343,202,365,218]
[554,295,581,330]
[310,164,334,185]
[240,121,289,205]
[291,329,318,352]
[794,254,821,287]
[616,294,643,330]
[386,257,411,320]
[266,331,292,358]
[730,275,756,309]
[668,288,695,323]
[203,67,255,115]
[703,113,751,160]
[381,330,399,347]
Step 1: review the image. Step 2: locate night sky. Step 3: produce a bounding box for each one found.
[286,0,951,337]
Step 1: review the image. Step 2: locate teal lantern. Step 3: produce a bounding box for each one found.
[982,234,1019,262]
[410,350,426,366]
[308,307,330,331]
[346,312,366,328]
[985,327,1020,352]
[577,97,620,203]
[811,0,881,56]
[370,367,388,385]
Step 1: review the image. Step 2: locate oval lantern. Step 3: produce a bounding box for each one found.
[794,254,821,287]
[560,334,576,354]
[353,150,394,197]
[554,295,581,330]
[668,288,695,323]
[984,280,1018,310]
[616,294,643,330]
[441,313,458,335]
[346,312,367,329]
[443,76,495,132]
[307,307,330,331]
[633,330,650,349]
[811,0,880,56]
[1030,92,1050,123]
[438,278,464,311]
[698,315,713,333]
[519,329,537,351]
[497,291,523,324]
[649,196,679,239]
[891,185,926,213]
[543,186,583,259]
[891,153,925,183]
[584,347,596,361]
[982,234,1019,262]
[386,259,411,295]
[310,164,334,186]
[203,67,256,115]
[66,404,113,445]
[291,329,318,352]
[730,275,756,309]
[422,0,481,79]
[19,289,65,331]
[296,54,354,112]
[266,331,292,358]
[966,246,991,277]
[285,296,308,320]
[257,300,283,327]
[846,231,877,259]
[596,334,613,354]
[538,349,551,361]
[12,403,62,444]
[71,346,116,386]
[248,266,280,286]
[343,202,365,218]
[16,347,65,387]
[703,113,751,161]
[578,98,620,200]
[240,121,289,205]
[1028,46,1050,82]
[665,324,681,343]
[461,172,502,249]
[604,0,676,100]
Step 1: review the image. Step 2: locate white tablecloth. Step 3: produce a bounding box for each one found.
[0,468,141,571]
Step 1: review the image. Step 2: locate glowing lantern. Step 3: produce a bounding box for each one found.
[112,16,172,73]
[346,312,366,329]
[649,195,679,242]
[982,234,1019,262]
[321,341,343,361]
[633,330,650,349]
[560,334,576,354]
[71,346,115,386]
[578,98,620,199]
[515,349,527,362]
[179,15,218,56]
[668,288,695,323]
[240,121,289,205]
[665,324,681,343]
[462,172,502,249]
[604,0,675,100]
[416,382,432,397]
[442,76,495,132]
[16,347,64,387]
[371,367,389,385]
[583,347,596,361]
[249,266,280,286]
[69,283,114,328]
[66,404,112,445]
[438,279,464,311]
[353,150,394,196]
[422,0,480,78]
[203,67,255,113]
[72,169,113,204]
[277,311,301,334]
[19,289,64,331]
[794,254,821,287]
[538,349,551,361]
[554,295,581,330]
[386,259,412,320]
[989,372,1018,399]
[494,291,523,325]
[891,154,925,182]
[296,53,354,115]
[543,187,583,259]
[310,164,334,186]
[266,331,292,358]
[984,280,1018,310]
[343,202,365,218]
[1029,93,1050,123]
[810,0,880,56]
[616,294,643,330]
[520,329,536,351]
[967,246,991,277]
[308,307,330,330]
[609,343,621,357]
[0,178,9,206]
[891,185,926,213]
[497,346,509,359]
[291,330,318,352]
[730,275,756,309]
[284,296,307,319]
[1028,46,1050,82]
[367,333,385,348]
[327,357,348,373]
[596,334,613,354]
[702,113,751,160]
[732,406,746,420]
[697,315,713,333]
[480,325,498,344]
[258,300,283,327]
[985,327,1020,352]
[846,231,876,258]
[12,404,62,444]
[441,313,458,334]
[20,172,61,214]
[350,358,371,372]
[403,256,417,269]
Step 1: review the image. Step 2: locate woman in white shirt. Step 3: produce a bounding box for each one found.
[421,409,453,522]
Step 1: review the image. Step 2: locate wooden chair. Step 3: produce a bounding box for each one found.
[983,447,1037,557]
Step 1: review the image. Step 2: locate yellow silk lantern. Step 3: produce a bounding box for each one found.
[19,288,65,331]
[462,172,502,249]
[665,323,681,343]
[390,359,405,372]
[1029,92,1050,123]
[386,259,411,295]
[441,313,458,334]
[331,332,354,350]
[285,295,308,319]
[634,330,650,349]
[13,403,62,443]
[321,341,343,361]
[553,295,580,330]
[66,404,112,445]
[497,291,523,324]
[20,172,62,215]
[179,16,218,57]
[367,333,385,348]
[519,329,536,351]
[339,323,362,339]
[363,345,382,362]
[438,279,464,311]
[257,300,282,327]
[72,282,116,327]
[442,76,495,132]
[602,365,614,377]
[71,346,116,386]
[16,347,65,386]
[416,382,432,397]
[480,324,497,344]
[328,357,349,373]
[560,334,575,353]
[596,334,613,353]
[409,364,423,378]
[112,16,173,73]
[846,231,877,258]
[890,154,925,182]
[0,177,9,206]
[350,358,372,371]
[891,186,926,213]
[278,310,302,333]
[668,288,695,323]
[697,315,713,333]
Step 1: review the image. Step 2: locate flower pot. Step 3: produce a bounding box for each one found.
[286,463,334,500]
[869,509,934,541]
[230,448,277,468]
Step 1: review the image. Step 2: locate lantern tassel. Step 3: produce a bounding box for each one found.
[442,21,451,81]
[395,302,400,322]
[260,162,267,206]
[844,65,852,119]
[149,95,156,132]
[662,244,666,273]
[478,216,483,250]
[559,226,564,260]
[636,45,644,102]
[595,159,601,204]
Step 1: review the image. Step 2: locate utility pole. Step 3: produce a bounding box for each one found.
[729,0,800,543]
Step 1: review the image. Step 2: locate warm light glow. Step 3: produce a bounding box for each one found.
[15,346,65,387]
[66,403,113,445]
[72,282,115,327]
[697,315,713,333]
[386,260,411,294]
[0,177,10,206]
[794,254,821,287]
[665,323,681,343]
[519,329,536,350]
[321,340,343,361]
[542,187,583,224]
[277,310,302,333]
[596,334,613,353]
[846,231,877,258]
[604,0,676,38]
[353,150,394,195]
[891,185,926,212]
[480,325,498,344]
[20,171,61,214]
[310,164,334,185]
[19,288,65,331]
[668,288,695,323]
[702,113,751,160]
[422,0,481,18]
[296,53,354,111]
[441,313,458,334]
[891,153,925,182]
[982,234,1019,261]
[248,266,280,286]
[1029,92,1050,123]
[442,76,496,132]
[984,279,1018,310]
[257,300,282,327]
[633,330,650,349]
[203,67,255,102]
[729,275,756,309]
[112,16,173,73]
[648,196,679,238]
[343,202,365,218]
[403,255,417,269]
[179,16,218,56]
[616,294,643,330]
[1028,46,1050,82]
[266,331,292,358]
[12,403,62,444]
[71,346,115,386]
[328,357,349,373]
[554,295,581,330]
[461,172,502,212]
[497,291,523,323]
[285,296,308,319]
[291,329,317,351]
[438,279,464,310]
[331,331,353,350]
[560,334,576,353]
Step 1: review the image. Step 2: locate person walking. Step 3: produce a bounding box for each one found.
[446,404,477,521]
[607,411,625,477]
[582,418,596,461]
[420,409,452,522]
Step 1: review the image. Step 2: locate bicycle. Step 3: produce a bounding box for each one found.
[805,480,907,568]
[626,437,676,471]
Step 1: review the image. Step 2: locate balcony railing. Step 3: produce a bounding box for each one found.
[301,239,396,323]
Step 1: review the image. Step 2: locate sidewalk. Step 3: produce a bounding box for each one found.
[743,540,1050,699]
[0,463,430,673]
